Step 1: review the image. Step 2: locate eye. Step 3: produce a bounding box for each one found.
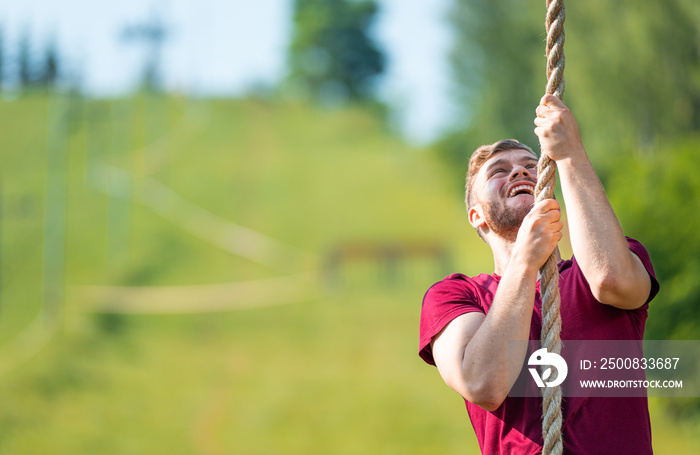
[491,168,506,177]
[526,164,537,170]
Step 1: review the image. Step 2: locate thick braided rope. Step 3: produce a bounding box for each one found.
[536,1,565,454]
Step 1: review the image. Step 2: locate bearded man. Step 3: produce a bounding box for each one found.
[418,95,659,454]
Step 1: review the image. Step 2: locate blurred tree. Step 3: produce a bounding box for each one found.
[607,141,700,341]
[36,38,60,90]
[564,0,700,159]
[0,25,4,90]
[447,0,542,144]
[44,40,59,87]
[121,11,169,93]
[287,0,385,105]
[18,28,33,91]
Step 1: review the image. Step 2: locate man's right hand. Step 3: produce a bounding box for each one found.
[512,199,563,271]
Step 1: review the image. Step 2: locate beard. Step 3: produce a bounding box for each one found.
[483,198,533,240]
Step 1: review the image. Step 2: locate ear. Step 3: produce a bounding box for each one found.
[468,204,487,230]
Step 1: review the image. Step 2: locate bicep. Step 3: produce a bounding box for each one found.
[431,311,486,392]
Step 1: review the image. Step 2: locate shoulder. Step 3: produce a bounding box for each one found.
[424,273,480,299]
[419,273,493,365]
[422,272,498,313]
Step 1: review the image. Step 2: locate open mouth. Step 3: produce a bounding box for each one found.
[508,184,535,198]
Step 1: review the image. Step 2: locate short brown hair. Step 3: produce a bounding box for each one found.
[464,139,537,210]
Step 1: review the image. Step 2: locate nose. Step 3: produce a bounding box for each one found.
[510,165,533,180]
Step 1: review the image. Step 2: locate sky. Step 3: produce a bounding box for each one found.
[0,0,457,144]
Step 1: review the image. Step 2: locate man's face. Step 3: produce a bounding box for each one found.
[471,149,539,239]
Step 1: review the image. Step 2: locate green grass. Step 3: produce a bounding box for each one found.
[0,93,696,454]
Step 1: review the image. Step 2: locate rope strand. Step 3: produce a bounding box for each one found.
[537,0,565,454]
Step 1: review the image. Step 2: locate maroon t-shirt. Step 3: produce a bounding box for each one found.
[419,238,660,455]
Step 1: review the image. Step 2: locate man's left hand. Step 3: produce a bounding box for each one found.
[534,94,585,162]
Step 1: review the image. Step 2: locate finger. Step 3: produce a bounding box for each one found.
[541,198,560,212]
[534,118,555,130]
[535,104,550,117]
[540,93,563,107]
[543,210,562,223]
[533,198,559,214]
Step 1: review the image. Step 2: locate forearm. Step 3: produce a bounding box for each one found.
[558,152,630,272]
[461,261,538,408]
[557,153,648,306]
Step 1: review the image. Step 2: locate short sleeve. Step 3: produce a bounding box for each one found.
[419,274,485,366]
[626,237,660,305]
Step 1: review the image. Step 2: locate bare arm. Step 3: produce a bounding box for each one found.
[534,95,651,309]
[432,199,562,410]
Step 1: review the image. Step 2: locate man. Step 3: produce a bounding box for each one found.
[418,95,660,454]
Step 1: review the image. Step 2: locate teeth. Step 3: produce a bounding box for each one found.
[509,185,534,198]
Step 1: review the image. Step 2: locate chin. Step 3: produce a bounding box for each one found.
[508,198,534,211]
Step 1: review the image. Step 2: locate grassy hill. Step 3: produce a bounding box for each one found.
[0,94,696,454]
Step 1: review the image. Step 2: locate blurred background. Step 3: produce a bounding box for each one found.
[0,0,698,453]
